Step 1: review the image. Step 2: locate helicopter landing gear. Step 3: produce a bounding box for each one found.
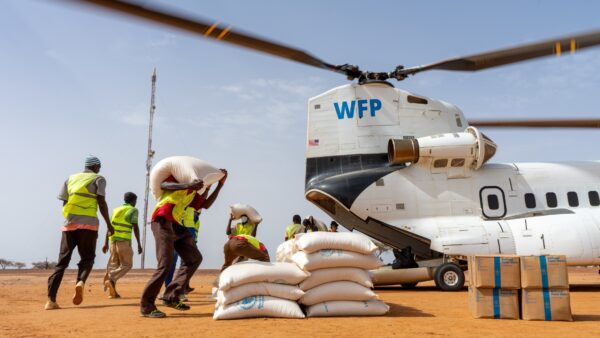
[434,262,465,291]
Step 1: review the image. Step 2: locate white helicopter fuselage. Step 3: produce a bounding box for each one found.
[352,160,600,266]
[304,82,600,266]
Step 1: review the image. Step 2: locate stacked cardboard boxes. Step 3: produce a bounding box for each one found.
[468,255,521,319]
[520,255,572,321]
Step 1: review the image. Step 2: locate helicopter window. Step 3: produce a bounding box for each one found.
[589,191,600,206]
[487,195,500,210]
[433,159,448,168]
[455,113,463,127]
[546,192,558,208]
[524,193,536,209]
[567,191,579,207]
[407,95,428,104]
[451,158,465,167]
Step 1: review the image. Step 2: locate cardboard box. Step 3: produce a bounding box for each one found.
[521,288,573,321]
[468,287,520,319]
[468,255,521,289]
[520,255,569,289]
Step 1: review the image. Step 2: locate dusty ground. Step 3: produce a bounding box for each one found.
[0,268,598,338]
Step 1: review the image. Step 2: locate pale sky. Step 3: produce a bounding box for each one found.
[1,0,600,268]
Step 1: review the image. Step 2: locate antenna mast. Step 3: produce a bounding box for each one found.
[140,68,157,269]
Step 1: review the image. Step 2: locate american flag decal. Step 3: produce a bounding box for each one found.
[309,139,319,146]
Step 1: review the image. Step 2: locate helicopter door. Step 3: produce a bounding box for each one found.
[479,186,507,219]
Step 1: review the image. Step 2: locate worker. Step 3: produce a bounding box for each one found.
[140,169,227,318]
[221,213,269,271]
[284,214,303,241]
[330,221,339,232]
[46,155,114,310]
[303,217,320,233]
[102,192,142,299]
[163,183,224,298]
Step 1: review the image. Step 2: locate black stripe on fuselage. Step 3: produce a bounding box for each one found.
[305,153,403,208]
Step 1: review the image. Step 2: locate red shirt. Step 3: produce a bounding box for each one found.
[151,176,206,224]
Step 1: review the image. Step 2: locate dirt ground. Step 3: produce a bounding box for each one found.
[0,268,598,338]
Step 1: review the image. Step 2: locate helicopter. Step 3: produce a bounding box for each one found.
[67,0,600,290]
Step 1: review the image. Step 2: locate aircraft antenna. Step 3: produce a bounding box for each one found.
[140,68,157,269]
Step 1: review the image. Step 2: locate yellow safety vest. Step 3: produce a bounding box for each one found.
[110,204,135,242]
[234,234,263,251]
[285,223,302,240]
[62,172,99,218]
[153,189,196,224]
[235,222,254,236]
[182,207,196,229]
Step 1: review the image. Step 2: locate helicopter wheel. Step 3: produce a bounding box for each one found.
[434,263,465,291]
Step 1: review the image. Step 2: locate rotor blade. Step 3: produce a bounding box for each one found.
[400,30,600,77]
[468,119,600,128]
[70,0,361,78]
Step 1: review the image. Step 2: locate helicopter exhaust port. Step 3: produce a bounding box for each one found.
[387,126,497,170]
[388,138,420,165]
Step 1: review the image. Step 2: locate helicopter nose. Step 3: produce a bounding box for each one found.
[305,166,399,210]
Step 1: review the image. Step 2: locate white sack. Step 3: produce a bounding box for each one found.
[276,239,298,263]
[295,232,378,254]
[299,267,373,291]
[218,261,309,291]
[216,282,304,306]
[150,156,224,199]
[292,250,383,271]
[306,300,390,317]
[213,295,305,320]
[299,281,377,306]
[230,204,262,224]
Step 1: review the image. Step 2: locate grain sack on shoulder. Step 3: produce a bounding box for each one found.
[150,156,225,199]
[300,281,377,306]
[295,232,378,254]
[218,261,309,291]
[230,204,262,224]
[292,250,383,271]
[213,295,305,320]
[216,282,305,306]
[306,300,390,317]
[299,267,373,291]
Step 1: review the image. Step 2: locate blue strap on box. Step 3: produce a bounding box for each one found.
[493,257,501,319]
[493,256,501,288]
[539,256,552,321]
[492,288,500,319]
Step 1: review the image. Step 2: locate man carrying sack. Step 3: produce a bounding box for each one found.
[140,170,227,318]
[221,212,269,271]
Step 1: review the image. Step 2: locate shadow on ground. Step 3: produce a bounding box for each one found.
[386,302,435,318]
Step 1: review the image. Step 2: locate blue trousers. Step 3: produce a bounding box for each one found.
[164,227,197,288]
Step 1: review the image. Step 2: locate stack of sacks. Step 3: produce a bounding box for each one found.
[468,255,521,320]
[150,156,225,198]
[520,255,572,321]
[213,261,309,320]
[290,232,389,317]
